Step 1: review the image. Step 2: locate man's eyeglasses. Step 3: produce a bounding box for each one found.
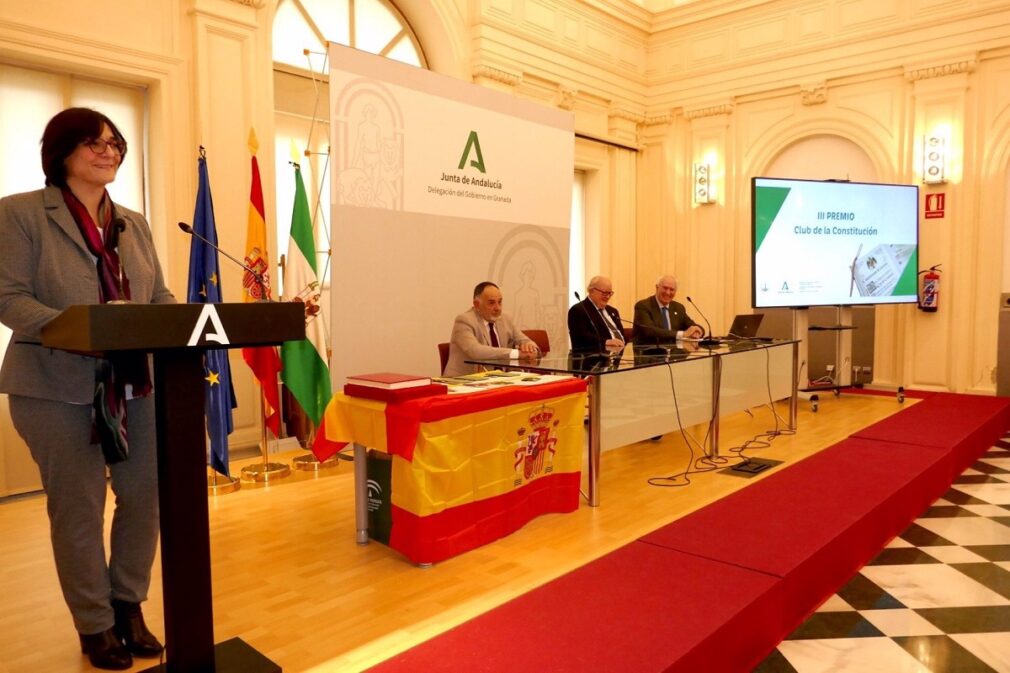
[84,138,127,155]
[590,288,614,298]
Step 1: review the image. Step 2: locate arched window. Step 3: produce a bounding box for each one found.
[272,0,426,291]
[273,0,425,73]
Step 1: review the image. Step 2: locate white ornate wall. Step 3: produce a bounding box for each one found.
[458,0,1010,393]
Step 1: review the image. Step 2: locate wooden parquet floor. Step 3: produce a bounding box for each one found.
[0,393,910,672]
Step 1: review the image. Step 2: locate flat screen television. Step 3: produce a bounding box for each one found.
[752,177,919,309]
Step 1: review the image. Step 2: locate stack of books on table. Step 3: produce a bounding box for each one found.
[344,372,448,402]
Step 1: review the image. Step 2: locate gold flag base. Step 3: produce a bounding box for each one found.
[240,461,291,483]
[292,453,340,472]
[207,472,241,495]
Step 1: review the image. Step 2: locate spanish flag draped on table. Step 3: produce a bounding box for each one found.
[322,378,588,564]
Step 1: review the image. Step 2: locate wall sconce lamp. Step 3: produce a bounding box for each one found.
[693,163,714,204]
[922,136,946,185]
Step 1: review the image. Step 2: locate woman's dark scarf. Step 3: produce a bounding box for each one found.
[62,188,152,464]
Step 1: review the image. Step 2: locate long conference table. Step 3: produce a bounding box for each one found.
[468,338,799,506]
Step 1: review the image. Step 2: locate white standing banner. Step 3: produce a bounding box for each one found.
[329,43,574,384]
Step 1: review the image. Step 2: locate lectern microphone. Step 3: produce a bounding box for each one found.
[178,222,268,296]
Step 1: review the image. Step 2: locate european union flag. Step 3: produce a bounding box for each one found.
[187,149,237,477]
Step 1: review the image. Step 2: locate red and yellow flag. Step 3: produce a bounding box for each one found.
[321,379,587,563]
[241,129,283,436]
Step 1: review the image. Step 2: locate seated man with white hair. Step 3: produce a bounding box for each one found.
[632,275,704,346]
[568,275,625,352]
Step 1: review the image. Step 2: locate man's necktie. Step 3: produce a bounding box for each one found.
[600,309,622,341]
[489,322,500,347]
[661,306,671,330]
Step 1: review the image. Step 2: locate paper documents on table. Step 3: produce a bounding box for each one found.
[433,370,570,393]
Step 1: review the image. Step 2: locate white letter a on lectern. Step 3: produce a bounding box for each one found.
[187,304,230,346]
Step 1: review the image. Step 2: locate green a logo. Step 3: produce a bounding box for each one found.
[458,131,486,173]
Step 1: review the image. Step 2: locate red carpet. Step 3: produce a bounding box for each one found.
[368,393,1010,673]
[371,543,782,673]
[640,438,952,646]
[851,392,1010,475]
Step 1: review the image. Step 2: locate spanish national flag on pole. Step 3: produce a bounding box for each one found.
[240,129,283,436]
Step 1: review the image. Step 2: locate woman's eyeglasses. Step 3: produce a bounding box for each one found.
[84,138,127,155]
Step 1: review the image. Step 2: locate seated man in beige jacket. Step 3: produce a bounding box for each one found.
[443,281,539,377]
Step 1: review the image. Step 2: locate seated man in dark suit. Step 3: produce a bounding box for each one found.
[444,281,538,377]
[632,275,704,346]
[568,275,625,352]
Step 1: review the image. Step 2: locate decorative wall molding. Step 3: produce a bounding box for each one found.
[640,111,675,144]
[555,85,579,110]
[578,0,652,33]
[904,56,977,82]
[472,63,523,88]
[474,3,649,94]
[800,81,827,106]
[684,102,734,119]
[643,111,673,126]
[608,105,645,124]
[193,0,260,27]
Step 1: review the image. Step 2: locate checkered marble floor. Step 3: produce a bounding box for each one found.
[754,440,1010,673]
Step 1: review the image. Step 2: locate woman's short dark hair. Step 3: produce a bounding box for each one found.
[41,107,127,187]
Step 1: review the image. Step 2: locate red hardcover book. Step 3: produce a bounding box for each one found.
[343,382,448,403]
[345,372,432,390]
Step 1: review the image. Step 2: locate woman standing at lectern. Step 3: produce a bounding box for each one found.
[0,108,175,670]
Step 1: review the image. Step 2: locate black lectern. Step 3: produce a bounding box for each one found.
[42,303,305,673]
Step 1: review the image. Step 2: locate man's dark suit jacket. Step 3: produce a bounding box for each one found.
[568,298,623,352]
[632,297,698,345]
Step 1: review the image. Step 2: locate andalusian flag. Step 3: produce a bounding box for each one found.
[187,149,238,477]
[280,163,331,425]
[240,129,283,436]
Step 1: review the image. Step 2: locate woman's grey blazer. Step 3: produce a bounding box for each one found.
[0,186,176,404]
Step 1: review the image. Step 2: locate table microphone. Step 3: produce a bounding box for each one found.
[178,221,270,298]
[685,296,721,348]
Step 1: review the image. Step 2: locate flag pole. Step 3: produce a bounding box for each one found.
[239,389,292,482]
[207,464,240,495]
[281,151,334,472]
[292,421,340,471]
[188,146,242,495]
[239,127,291,483]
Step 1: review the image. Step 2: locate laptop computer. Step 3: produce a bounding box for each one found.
[724,314,764,340]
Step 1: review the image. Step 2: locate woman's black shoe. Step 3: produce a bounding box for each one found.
[79,628,132,670]
[112,599,164,657]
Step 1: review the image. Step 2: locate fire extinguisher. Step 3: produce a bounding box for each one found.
[917,264,941,312]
